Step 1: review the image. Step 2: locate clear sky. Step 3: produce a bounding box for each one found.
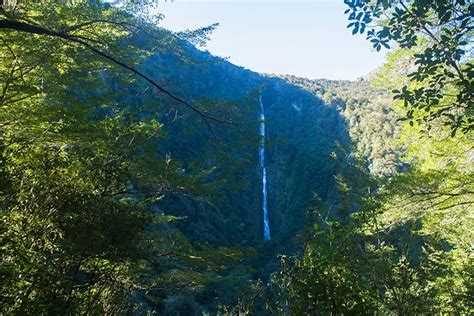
[155,0,387,81]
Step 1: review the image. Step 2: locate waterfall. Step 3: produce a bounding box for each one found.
[259,94,271,240]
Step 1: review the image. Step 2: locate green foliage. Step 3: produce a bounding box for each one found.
[274,223,379,315]
[274,153,473,314]
[0,1,252,313]
[274,17,473,312]
[345,0,474,135]
[1,1,472,314]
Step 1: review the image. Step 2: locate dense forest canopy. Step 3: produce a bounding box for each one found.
[0,0,472,314]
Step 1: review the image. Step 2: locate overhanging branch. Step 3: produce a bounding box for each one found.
[0,18,235,126]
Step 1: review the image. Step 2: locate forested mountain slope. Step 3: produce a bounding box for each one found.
[2,1,471,314]
[137,39,393,247]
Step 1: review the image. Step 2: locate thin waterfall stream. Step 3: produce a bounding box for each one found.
[259,94,271,240]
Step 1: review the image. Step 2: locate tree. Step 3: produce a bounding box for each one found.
[273,139,473,314]
[0,1,228,128]
[0,1,247,313]
[345,0,473,135]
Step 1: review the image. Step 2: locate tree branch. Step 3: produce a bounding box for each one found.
[398,1,469,87]
[0,18,235,126]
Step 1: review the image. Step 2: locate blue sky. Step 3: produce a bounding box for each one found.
[156,0,387,80]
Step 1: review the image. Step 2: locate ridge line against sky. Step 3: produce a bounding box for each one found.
[155,0,387,80]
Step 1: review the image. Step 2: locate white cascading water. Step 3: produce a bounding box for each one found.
[259,94,271,240]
